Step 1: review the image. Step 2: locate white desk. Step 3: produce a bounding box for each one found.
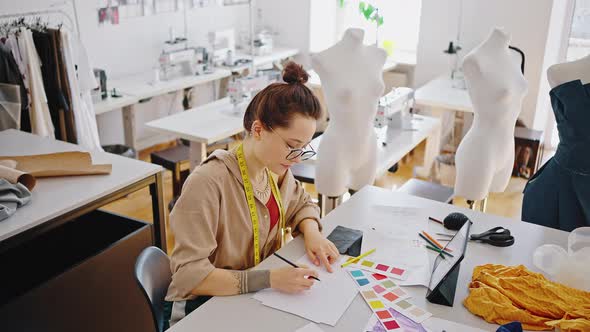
[415,75,472,113]
[238,47,299,67]
[145,98,245,168]
[0,129,167,252]
[92,69,232,152]
[414,75,475,156]
[167,186,568,332]
[93,94,139,116]
[306,115,441,181]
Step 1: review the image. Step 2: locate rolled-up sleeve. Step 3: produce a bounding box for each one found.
[166,171,220,301]
[286,177,322,237]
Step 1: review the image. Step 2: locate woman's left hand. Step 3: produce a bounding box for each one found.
[304,230,340,273]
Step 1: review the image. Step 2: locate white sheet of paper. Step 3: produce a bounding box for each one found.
[422,317,489,332]
[295,322,326,332]
[362,223,432,287]
[252,255,358,326]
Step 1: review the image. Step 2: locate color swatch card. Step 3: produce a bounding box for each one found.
[387,299,432,324]
[366,310,428,332]
[348,259,409,280]
[359,286,403,330]
[348,269,411,304]
[348,269,432,325]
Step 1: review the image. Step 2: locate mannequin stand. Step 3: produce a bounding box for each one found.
[466,197,488,212]
[320,195,343,217]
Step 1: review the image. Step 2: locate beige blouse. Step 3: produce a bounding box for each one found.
[165,149,321,301]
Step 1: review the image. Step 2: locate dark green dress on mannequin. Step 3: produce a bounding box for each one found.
[522,80,590,232]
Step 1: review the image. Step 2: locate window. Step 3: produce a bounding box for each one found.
[566,0,590,61]
[309,0,422,53]
[548,0,590,149]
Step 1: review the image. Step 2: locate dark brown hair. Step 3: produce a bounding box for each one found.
[243,61,322,131]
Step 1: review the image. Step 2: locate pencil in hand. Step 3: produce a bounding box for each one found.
[273,252,321,281]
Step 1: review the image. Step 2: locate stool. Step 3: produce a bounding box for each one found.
[150,145,191,211]
[398,178,454,203]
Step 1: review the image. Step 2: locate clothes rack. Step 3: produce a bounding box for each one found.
[0,1,80,37]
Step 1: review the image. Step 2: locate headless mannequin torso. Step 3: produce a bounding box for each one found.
[547,54,590,88]
[454,28,528,201]
[311,28,387,196]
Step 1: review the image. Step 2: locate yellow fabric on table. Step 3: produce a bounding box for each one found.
[463,264,590,331]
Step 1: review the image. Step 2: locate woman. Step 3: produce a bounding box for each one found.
[163,62,340,328]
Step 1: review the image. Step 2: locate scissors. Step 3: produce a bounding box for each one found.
[469,227,515,247]
[437,226,515,247]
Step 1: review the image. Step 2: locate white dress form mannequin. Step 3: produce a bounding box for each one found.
[547,54,590,88]
[311,28,387,201]
[454,28,528,208]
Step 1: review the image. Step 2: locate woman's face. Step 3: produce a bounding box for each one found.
[252,113,317,175]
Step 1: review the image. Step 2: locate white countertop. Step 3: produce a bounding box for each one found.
[145,98,245,144]
[167,186,567,332]
[414,75,473,112]
[0,129,162,243]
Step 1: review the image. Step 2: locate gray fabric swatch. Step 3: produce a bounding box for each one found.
[0,178,32,221]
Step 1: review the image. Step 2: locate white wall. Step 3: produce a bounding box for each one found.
[255,0,311,67]
[0,0,249,146]
[415,0,554,127]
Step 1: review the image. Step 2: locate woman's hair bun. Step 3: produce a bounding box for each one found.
[282,61,309,85]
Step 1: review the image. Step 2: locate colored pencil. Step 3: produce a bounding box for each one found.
[422,231,453,252]
[425,245,446,259]
[428,216,444,225]
[341,248,377,268]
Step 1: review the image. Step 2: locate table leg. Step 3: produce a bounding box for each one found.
[415,119,442,179]
[150,171,168,252]
[122,105,137,157]
[189,141,207,170]
[320,195,343,218]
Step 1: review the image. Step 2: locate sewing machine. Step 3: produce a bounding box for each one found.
[375,87,415,129]
[226,74,271,116]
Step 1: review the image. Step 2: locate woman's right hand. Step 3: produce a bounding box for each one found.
[270,266,319,294]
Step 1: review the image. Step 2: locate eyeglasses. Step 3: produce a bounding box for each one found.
[269,126,316,161]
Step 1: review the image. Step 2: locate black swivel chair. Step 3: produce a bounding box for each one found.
[134,246,172,332]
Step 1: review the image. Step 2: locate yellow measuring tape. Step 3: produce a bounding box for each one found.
[236,144,286,265]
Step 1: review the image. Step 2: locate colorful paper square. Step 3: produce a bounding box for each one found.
[383,292,399,302]
[391,288,406,297]
[372,285,386,293]
[410,307,425,316]
[381,280,396,288]
[395,300,412,309]
[391,267,405,275]
[361,260,375,267]
[375,264,389,271]
[376,310,393,319]
[383,320,400,330]
[369,300,385,309]
[350,270,364,278]
[362,290,377,299]
[372,273,387,280]
[356,278,370,286]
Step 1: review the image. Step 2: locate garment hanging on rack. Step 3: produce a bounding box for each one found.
[0,42,30,132]
[0,83,21,130]
[60,30,102,151]
[53,28,77,143]
[33,29,68,141]
[16,28,54,138]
